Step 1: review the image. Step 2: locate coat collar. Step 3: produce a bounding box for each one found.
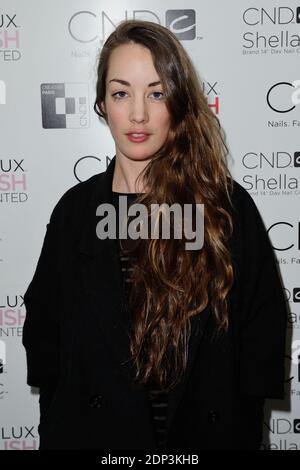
[76,155,211,434]
[77,154,117,257]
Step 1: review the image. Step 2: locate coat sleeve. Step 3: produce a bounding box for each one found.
[237,188,288,399]
[22,201,64,390]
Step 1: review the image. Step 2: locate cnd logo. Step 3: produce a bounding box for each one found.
[267,81,300,113]
[267,222,300,251]
[243,7,300,25]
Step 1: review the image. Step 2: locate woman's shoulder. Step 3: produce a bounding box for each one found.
[230,178,263,223]
[48,171,106,225]
[231,178,256,209]
[229,178,271,249]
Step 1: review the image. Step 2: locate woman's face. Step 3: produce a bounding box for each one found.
[100,42,171,162]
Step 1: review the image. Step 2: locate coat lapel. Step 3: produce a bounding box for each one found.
[75,156,134,381]
[75,155,211,434]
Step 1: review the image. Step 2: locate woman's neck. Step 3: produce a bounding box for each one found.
[112,155,149,193]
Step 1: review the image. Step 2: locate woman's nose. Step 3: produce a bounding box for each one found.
[129,98,149,123]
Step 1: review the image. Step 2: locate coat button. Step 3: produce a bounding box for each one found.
[88,394,102,408]
[207,410,220,424]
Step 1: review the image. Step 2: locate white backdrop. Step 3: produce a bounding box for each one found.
[0,0,299,450]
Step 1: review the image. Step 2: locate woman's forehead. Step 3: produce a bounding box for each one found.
[106,45,161,86]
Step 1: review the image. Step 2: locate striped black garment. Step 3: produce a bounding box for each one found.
[111,191,168,449]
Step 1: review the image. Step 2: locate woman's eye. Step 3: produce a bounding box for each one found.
[151,92,164,100]
[112,91,164,100]
[112,91,127,99]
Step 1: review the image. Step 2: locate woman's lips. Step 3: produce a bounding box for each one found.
[126,133,150,143]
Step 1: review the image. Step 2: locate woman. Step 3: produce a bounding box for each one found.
[22,19,287,450]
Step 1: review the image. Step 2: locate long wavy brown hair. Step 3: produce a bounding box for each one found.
[94,19,235,392]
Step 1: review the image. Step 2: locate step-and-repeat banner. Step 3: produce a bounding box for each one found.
[0,0,299,450]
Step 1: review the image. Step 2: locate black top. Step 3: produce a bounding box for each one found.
[111,191,168,449]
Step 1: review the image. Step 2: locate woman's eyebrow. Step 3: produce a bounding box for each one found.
[108,78,161,87]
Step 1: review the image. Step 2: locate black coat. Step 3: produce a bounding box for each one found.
[22,156,287,450]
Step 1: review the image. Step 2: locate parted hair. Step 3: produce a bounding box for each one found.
[94,19,234,392]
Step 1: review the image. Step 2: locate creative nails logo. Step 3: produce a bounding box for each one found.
[41,83,89,129]
[0,295,26,338]
[0,159,28,204]
[241,149,300,197]
[68,10,200,47]
[0,13,21,62]
[242,6,300,56]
